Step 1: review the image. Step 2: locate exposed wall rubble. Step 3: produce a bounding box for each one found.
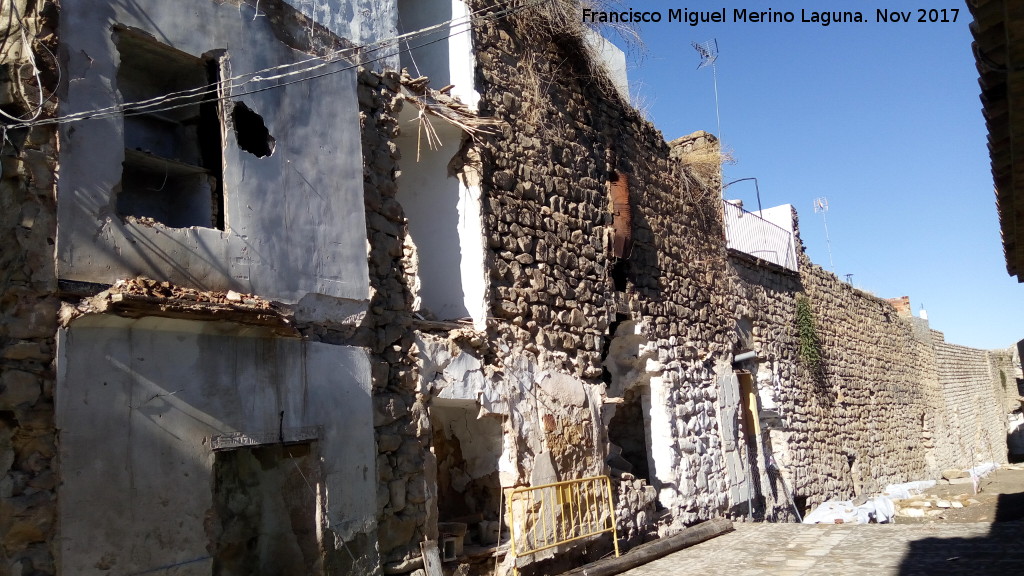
[0,1,59,572]
[468,1,743,539]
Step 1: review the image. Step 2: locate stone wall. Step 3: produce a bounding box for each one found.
[0,1,59,573]
[933,336,1008,467]
[989,344,1023,413]
[355,67,434,574]
[732,236,1013,518]
[467,0,745,537]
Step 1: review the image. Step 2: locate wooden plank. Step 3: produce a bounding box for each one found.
[420,540,444,576]
[557,518,734,576]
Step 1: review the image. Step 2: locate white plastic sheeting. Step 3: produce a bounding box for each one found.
[968,462,999,478]
[802,496,896,525]
[803,479,941,525]
[882,480,937,500]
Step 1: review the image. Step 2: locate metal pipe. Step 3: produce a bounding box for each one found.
[723,177,763,214]
[733,350,758,363]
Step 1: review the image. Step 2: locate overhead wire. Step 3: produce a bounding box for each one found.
[2,0,555,130]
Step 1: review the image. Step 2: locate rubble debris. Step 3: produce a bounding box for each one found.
[59,276,295,334]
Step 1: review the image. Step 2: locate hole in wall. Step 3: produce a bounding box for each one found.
[430,403,503,549]
[212,443,322,575]
[793,495,809,518]
[607,388,651,481]
[232,102,276,158]
[611,259,629,292]
[601,313,629,385]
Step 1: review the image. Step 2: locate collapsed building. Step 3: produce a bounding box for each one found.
[1,0,1021,574]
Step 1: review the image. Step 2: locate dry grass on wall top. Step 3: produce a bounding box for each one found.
[675,146,732,232]
[495,0,641,104]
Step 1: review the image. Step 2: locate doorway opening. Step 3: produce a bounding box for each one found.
[430,402,504,554]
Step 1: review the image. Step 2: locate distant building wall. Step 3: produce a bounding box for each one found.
[933,336,1009,467]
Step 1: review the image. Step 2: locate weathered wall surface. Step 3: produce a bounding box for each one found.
[55,316,377,575]
[989,344,1023,413]
[355,67,435,574]
[0,1,59,573]
[58,0,369,304]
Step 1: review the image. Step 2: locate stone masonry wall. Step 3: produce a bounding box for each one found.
[0,1,59,573]
[933,336,1008,467]
[355,67,435,574]
[989,345,1022,414]
[732,235,1011,518]
[356,1,1018,570]
[468,0,740,532]
[788,262,947,507]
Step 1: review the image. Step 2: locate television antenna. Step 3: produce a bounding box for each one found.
[813,197,835,273]
[693,39,723,191]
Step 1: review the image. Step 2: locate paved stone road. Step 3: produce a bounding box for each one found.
[621,521,1024,575]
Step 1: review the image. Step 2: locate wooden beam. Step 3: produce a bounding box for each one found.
[557,518,734,576]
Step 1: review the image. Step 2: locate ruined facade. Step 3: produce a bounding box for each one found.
[1,1,1021,575]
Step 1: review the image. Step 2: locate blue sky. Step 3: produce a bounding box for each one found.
[603,0,1022,349]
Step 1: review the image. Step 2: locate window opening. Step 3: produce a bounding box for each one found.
[115,27,224,229]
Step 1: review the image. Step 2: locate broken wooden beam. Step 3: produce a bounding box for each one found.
[558,518,734,576]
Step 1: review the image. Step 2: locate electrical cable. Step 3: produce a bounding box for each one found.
[1,0,554,130]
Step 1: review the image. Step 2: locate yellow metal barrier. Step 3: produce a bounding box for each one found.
[506,475,620,574]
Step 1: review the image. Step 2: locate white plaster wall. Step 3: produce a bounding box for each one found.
[584,30,629,103]
[58,0,369,304]
[398,0,480,108]
[757,204,795,232]
[284,0,398,68]
[396,111,486,324]
[55,315,376,575]
[647,375,679,507]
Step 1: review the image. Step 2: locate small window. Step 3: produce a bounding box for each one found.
[115,27,224,229]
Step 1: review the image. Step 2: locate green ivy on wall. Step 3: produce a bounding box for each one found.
[796,295,824,381]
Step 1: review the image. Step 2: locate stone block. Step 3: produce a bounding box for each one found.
[0,370,40,408]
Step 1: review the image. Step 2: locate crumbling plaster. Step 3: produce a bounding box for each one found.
[55,315,377,575]
[57,0,369,304]
[282,0,399,68]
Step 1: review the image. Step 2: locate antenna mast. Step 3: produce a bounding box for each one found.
[813,197,835,273]
[693,39,722,192]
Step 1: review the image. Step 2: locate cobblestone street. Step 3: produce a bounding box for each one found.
[621,521,1024,576]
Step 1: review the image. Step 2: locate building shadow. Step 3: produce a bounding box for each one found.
[897,493,1024,575]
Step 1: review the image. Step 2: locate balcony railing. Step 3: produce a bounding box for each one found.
[723,201,798,272]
